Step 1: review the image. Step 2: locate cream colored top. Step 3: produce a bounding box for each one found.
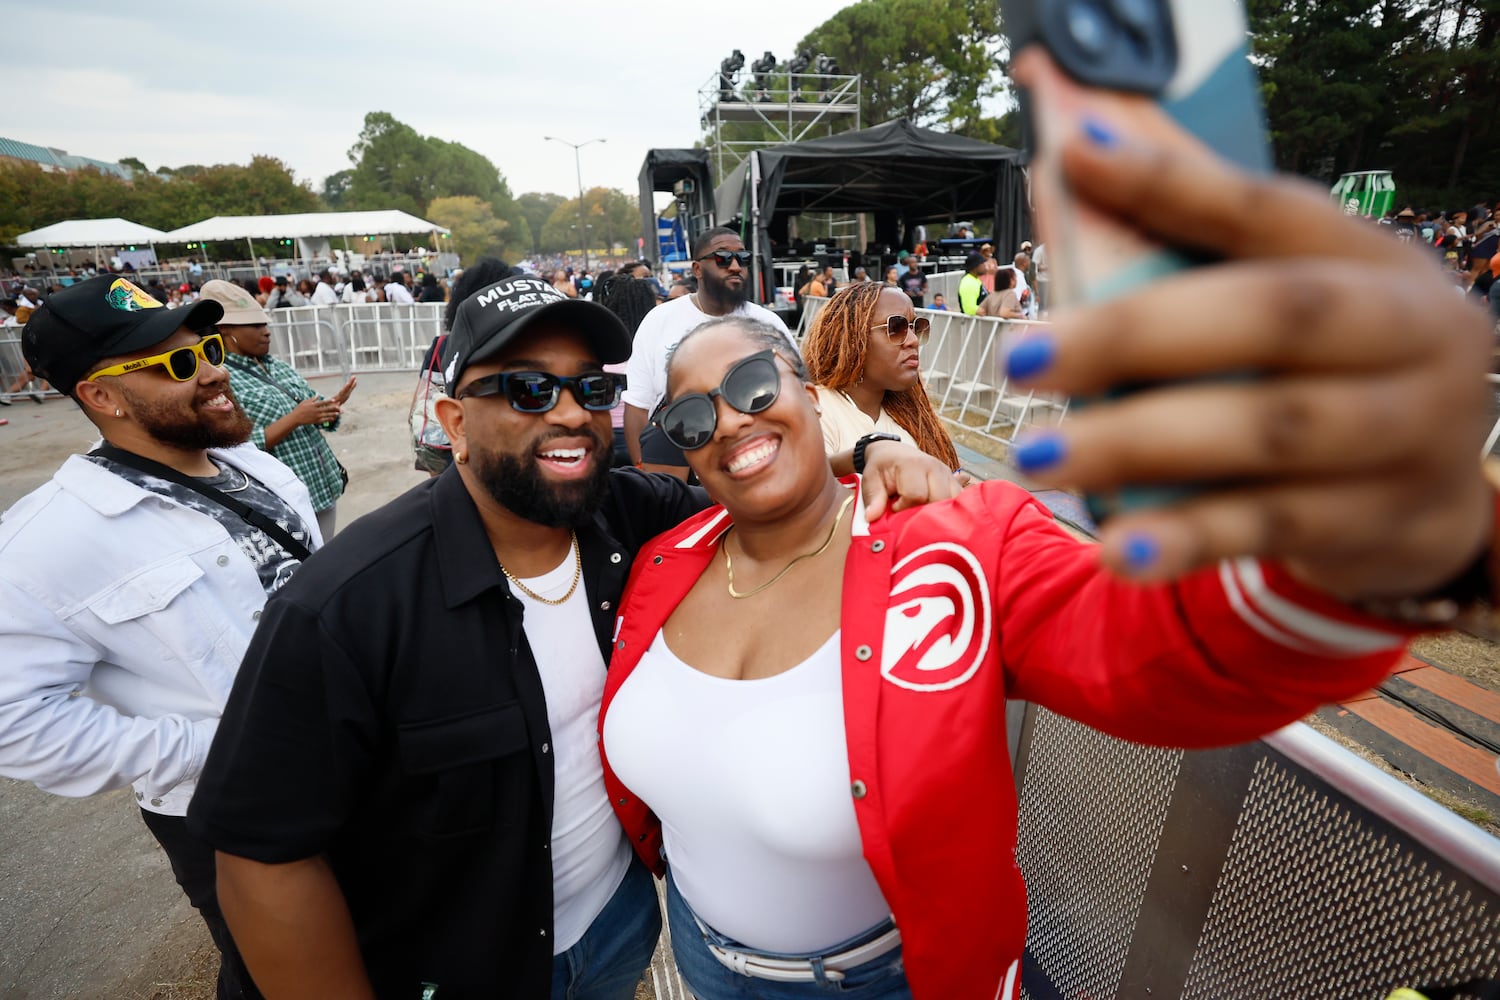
[813,384,914,455]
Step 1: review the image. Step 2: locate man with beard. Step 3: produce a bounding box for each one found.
[189,275,700,1000]
[622,227,791,475]
[190,275,956,998]
[0,275,321,1000]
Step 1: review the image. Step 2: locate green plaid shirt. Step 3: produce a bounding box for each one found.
[225,353,344,512]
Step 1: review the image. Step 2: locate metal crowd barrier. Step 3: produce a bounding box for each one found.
[266,303,446,379]
[1012,705,1500,998]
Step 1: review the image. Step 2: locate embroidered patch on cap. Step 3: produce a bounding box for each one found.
[106,278,161,312]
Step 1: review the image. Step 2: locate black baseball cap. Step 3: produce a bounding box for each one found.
[964,252,987,273]
[441,274,631,391]
[22,275,223,397]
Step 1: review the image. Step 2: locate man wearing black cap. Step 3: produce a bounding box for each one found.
[958,251,990,315]
[0,275,322,1000]
[191,273,957,998]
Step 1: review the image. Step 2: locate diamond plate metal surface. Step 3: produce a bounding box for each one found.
[1016,708,1185,999]
[1181,758,1500,999]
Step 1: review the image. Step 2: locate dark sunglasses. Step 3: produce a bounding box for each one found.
[456,370,625,412]
[87,333,226,382]
[652,349,781,451]
[874,314,930,346]
[695,249,753,269]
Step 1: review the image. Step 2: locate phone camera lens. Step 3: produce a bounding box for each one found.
[1065,0,1113,56]
[1110,0,1157,31]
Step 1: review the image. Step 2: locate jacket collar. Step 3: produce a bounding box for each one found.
[430,466,510,609]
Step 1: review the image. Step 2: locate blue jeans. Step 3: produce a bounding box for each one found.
[550,857,662,1000]
[665,869,912,999]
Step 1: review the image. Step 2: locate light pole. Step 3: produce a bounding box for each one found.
[545,136,605,271]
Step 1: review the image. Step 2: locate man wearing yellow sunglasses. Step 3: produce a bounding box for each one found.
[0,274,323,1000]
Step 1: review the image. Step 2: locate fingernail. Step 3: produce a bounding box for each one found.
[1006,335,1055,380]
[1124,533,1159,572]
[1083,117,1118,148]
[1014,433,1066,474]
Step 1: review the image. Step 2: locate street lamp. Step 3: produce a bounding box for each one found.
[545,135,605,270]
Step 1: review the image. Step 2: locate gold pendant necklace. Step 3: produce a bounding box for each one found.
[499,530,581,606]
[724,493,855,600]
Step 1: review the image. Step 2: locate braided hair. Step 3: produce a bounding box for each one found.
[802,282,958,468]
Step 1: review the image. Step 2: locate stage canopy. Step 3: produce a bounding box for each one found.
[14,218,168,248]
[638,149,716,264]
[715,118,1029,279]
[164,209,449,243]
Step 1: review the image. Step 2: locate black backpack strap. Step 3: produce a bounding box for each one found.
[90,444,311,561]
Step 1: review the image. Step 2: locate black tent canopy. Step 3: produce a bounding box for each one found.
[637,149,716,265]
[715,119,1030,301]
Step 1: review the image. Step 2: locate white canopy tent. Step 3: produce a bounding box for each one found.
[165,210,452,266]
[14,218,168,248]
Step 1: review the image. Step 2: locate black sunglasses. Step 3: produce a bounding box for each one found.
[456,370,625,412]
[695,249,753,269]
[652,349,781,451]
[874,314,930,346]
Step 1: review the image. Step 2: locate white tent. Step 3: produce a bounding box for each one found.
[164,210,450,243]
[14,218,169,248]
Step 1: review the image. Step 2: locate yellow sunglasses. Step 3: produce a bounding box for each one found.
[88,333,227,382]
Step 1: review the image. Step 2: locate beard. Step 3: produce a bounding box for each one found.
[473,427,612,528]
[121,382,254,451]
[700,269,749,309]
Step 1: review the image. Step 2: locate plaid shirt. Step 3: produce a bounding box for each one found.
[225,353,344,512]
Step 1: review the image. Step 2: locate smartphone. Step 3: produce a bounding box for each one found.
[1003,0,1273,521]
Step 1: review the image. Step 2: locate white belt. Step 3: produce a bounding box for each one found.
[694,915,902,984]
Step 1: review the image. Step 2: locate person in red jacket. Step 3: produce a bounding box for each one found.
[597,118,1498,999]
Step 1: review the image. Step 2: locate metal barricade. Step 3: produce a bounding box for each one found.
[265,304,445,379]
[1012,705,1500,998]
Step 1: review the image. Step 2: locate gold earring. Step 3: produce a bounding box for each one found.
[455,451,468,465]
[115,408,123,417]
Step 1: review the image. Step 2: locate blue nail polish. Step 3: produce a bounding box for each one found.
[1014,433,1066,474]
[1006,336,1055,380]
[1083,118,1118,148]
[1124,534,1159,571]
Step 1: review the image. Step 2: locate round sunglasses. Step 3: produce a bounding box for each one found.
[86,333,227,382]
[873,314,930,346]
[455,370,626,413]
[652,349,782,451]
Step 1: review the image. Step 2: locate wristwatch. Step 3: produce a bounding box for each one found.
[852,433,903,475]
[1356,459,1500,639]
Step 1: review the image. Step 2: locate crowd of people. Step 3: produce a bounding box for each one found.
[1,116,1499,1000]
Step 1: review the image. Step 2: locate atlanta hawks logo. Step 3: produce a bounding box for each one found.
[881,542,992,692]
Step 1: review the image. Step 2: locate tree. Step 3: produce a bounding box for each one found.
[518,192,567,254]
[539,188,638,255]
[426,196,515,265]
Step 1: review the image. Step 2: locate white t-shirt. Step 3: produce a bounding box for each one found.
[310,282,339,306]
[622,295,793,415]
[340,285,368,304]
[813,385,913,455]
[385,282,414,305]
[603,628,891,952]
[513,549,632,954]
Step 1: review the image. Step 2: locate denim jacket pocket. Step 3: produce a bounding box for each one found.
[90,558,205,624]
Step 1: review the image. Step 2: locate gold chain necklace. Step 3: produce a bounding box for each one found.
[499,531,581,606]
[724,493,855,600]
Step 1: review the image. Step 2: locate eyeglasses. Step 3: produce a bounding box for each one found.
[872,314,930,346]
[695,249,753,269]
[87,333,226,382]
[652,349,781,451]
[455,370,626,412]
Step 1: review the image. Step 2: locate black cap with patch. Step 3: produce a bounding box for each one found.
[441,274,631,392]
[22,275,223,397]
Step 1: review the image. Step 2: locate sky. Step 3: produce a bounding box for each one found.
[9,1,858,212]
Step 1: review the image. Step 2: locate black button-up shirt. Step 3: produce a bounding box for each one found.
[189,465,705,998]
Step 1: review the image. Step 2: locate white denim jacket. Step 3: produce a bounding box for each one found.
[0,444,320,816]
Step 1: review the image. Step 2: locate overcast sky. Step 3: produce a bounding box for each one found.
[11,1,858,211]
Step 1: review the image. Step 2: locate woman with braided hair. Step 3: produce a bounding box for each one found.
[802,280,963,472]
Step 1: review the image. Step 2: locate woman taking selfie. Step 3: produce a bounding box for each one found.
[802,281,960,469]
[598,112,1499,999]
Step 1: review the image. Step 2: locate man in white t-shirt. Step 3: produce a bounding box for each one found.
[384,271,414,305]
[309,269,339,306]
[622,227,793,473]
